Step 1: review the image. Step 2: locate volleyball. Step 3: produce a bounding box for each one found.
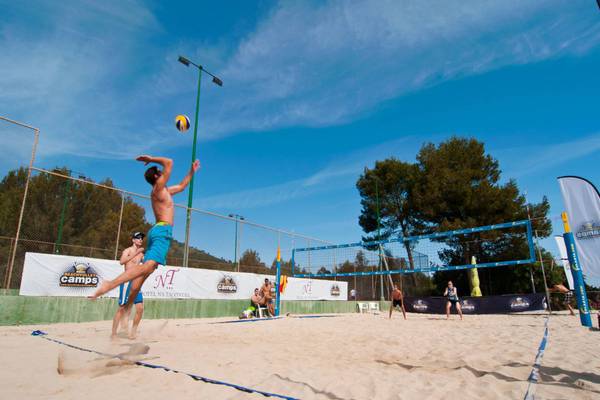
[175,115,191,132]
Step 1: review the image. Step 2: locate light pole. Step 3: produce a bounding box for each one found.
[229,214,244,272]
[178,55,223,268]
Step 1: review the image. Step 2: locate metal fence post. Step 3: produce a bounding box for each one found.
[114,193,125,260]
[3,116,39,289]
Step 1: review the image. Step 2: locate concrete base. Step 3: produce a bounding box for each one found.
[0,294,362,325]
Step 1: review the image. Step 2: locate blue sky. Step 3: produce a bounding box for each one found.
[1,1,600,284]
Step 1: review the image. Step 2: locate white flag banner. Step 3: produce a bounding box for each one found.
[558,176,600,283]
[554,235,574,290]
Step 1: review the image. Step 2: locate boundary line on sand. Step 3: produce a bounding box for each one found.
[524,315,550,400]
[211,314,343,324]
[30,330,298,400]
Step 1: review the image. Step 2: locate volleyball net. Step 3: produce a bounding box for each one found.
[291,220,535,278]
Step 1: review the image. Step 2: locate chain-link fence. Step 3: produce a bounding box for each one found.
[1,163,332,289]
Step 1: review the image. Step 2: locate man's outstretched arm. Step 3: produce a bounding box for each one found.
[136,155,173,190]
[168,160,200,194]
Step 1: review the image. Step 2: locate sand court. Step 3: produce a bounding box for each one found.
[1,313,598,400]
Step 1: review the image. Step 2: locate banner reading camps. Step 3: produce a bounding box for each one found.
[19,253,347,301]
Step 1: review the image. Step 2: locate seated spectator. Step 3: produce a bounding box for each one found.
[261,278,275,316]
[251,288,264,308]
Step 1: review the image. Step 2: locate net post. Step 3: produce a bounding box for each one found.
[561,212,592,327]
[275,246,282,317]
[526,220,536,263]
[114,193,125,260]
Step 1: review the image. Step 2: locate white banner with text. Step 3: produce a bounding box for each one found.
[19,253,347,301]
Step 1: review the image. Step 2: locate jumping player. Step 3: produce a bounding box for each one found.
[389,284,407,319]
[91,155,200,304]
[111,231,145,340]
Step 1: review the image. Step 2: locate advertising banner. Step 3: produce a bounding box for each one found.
[19,253,347,301]
[403,293,547,314]
[558,176,600,282]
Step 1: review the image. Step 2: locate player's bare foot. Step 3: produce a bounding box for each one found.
[89,281,111,299]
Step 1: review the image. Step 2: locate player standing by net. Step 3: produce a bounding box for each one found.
[389,284,406,319]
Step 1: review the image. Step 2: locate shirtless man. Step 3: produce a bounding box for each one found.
[251,288,264,308]
[111,232,145,339]
[389,284,407,320]
[91,155,200,304]
[260,278,274,316]
[250,287,265,317]
[549,283,576,316]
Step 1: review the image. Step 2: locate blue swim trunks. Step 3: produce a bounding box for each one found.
[118,281,143,306]
[143,223,173,266]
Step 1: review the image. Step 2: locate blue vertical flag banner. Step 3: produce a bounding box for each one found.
[558,176,600,284]
[561,213,592,327]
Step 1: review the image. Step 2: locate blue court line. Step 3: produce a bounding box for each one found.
[523,316,550,400]
[31,330,298,400]
[213,314,342,324]
[211,316,284,324]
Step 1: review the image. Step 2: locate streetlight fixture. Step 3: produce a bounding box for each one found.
[228,214,245,272]
[178,55,223,268]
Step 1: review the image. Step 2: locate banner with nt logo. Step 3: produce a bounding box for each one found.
[19,253,347,301]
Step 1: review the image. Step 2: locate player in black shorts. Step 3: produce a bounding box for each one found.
[444,281,463,320]
[389,284,407,320]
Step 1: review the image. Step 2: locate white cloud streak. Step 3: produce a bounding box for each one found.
[0,0,164,161]
[197,135,423,209]
[1,0,599,162]
[499,132,600,178]
[181,0,600,139]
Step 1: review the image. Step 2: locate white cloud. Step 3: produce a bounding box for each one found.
[499,132,600,178]
[0,0,164,161]
[1,0,599,162]
[197,135,424,209]
[176,0,600,139]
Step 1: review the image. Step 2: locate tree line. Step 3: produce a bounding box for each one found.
[352,136,565,297]
[0,167,265,287]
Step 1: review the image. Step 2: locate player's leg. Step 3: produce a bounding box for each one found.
[111,308,126,339]
[90,260,157,299]
[446,300,451,319]
[268,300,275,316]
[121,303,133,332]
[456,301,463,320]
[130,302,144,339]
[389,301,393,319]
[111,284,128,338]
[400,298,407,320]
[124,272,149,308]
